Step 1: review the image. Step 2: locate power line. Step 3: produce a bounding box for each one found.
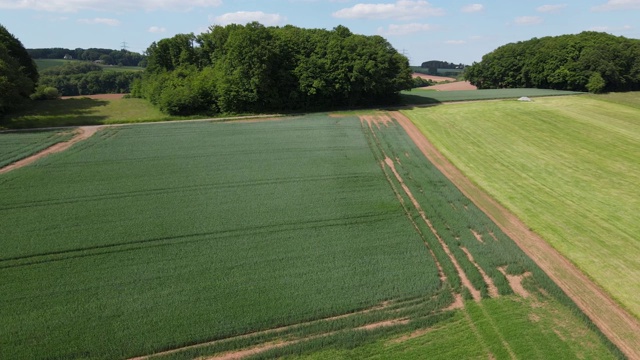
[121,41,129,51]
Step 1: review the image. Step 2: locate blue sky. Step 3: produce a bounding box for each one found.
[1,0,639,65]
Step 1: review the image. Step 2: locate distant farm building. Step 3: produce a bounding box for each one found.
[63,54,73,60]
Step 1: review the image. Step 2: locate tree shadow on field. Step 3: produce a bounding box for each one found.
[398,93,443,107]
[2,98,109,129]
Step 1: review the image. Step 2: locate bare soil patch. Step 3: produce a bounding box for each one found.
[0,126,103,174]
[392,111,640,359]
[421,81,477,91]
[412,73,456,83]
[444,293,464,311]
[61,93,126,100]
[471,229,485,243]
[498,266,532,298]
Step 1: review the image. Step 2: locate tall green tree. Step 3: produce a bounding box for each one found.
[0,25,36,116]
[465,31,640,93]
[133,23,413,115]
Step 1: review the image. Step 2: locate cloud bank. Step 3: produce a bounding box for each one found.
[333,1,444,20]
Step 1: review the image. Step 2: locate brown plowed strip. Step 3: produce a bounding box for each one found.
[356,318,409,331]
[420,81,477,91]
[412,73,456,82]
[0,126,103,175]
[461,247,499,298]
[207,340,297,360]
[471,229,485,243]
[392,111,640,359]
[498,267,531,299]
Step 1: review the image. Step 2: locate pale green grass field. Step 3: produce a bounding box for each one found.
[404,94,640,318]
[3,98,175,129]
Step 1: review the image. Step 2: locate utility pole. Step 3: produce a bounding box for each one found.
[121,41,129,51]
[401,48,412,65]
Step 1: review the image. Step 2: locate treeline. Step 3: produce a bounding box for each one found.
[1,24,38,115]
[132,23,413,115]
[28,48,146,67]
[38,62,141,96]
[420,60,465,69]
[465,31,640,93]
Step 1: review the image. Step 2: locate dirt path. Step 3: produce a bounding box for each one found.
[0,126,103,175]
[391,111,640,359]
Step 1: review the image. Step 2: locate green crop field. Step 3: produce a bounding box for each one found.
[401,88,583,105]
[1,114,622,359]
[0,129,74,167]
[404,94,640,320]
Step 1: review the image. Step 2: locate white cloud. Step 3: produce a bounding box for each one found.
[148,26,166,33]
[78,18,121,26]
[378,23,436,35]
[0,0,223,13]
[592,0,640,11]
[333,1,445,20]
[212,11,286,26]
[514,16,543,25]
[445,40,466,44]
[461,4,484,13]
[589,24,634,31]
[536,4,567,13]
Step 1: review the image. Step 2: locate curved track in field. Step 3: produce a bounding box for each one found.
[392,111,640,360]
[0,126,102,175]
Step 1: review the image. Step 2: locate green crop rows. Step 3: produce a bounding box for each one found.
[0,114,622,359]
[0,129,74,167]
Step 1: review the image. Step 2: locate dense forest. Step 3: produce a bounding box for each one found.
[132,23,413,115]
[28,48,146,67]
[38,62,141,96]
[0,24,38,115]
[465,31,640,93]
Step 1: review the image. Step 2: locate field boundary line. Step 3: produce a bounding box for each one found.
[0,126,103,174]
[392,110,640,360]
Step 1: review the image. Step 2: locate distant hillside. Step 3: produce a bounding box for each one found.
[28,47,146,67]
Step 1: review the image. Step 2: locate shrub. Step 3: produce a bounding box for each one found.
[30,85,60,100]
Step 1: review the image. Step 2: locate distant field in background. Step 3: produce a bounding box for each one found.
[34,58,143,72]
[3,97,174,128]
[400,88,584,105]
[410,66,464,77]
[0,129,74,167]
[404,94,640,318]
[0,115,621,359]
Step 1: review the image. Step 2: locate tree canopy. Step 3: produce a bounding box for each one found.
[465,31,640,93]
[132,23,413,115]
[37,62,141,96]
[0,24,37,115]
